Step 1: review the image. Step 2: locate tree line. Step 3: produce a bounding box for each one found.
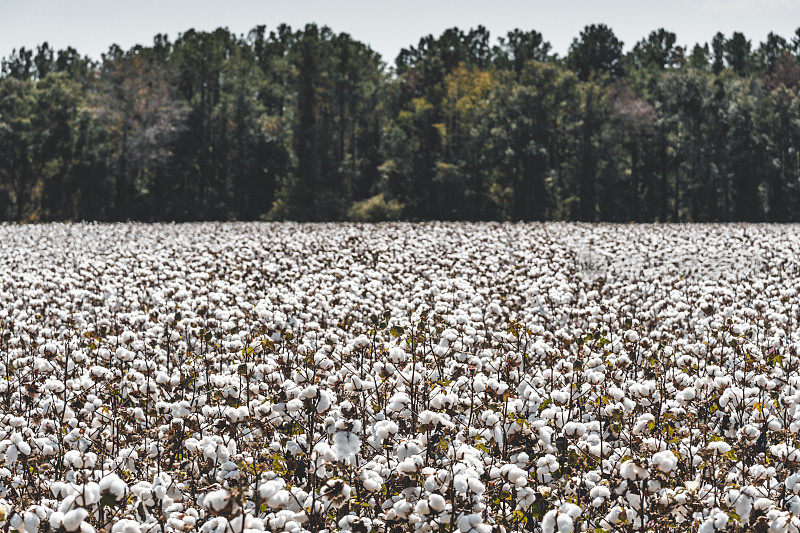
[2,23,800,222]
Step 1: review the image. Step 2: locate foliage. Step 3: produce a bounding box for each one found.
[347,193,404,221]
[3,24,800,221]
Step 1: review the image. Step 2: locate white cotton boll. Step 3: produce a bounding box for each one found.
[457,514,485,532]
[454,475,468,494]
[16,441,30,456]
[362,469,384,492]
[734,494,753,524]
[316,390,332,413]
[389,347,407,363]
[62,509,89,532]
[111,520,141,533]
[299,385,318,400]
[49,513,65,531]
[514,452,530,466]
[415,500,430,516]
[697,519,715,533]
[428,493,446,513]
[556,513,574,533]
[541,510,558,533]
[707,441,731,455]
[203,489,231,512]
[82,453,97,468]
[375,420,398,441]
[590,485,610,507]
[392,499,413,520]
[651,450,678,473]
[563,422,585,437]
[560,502,581,520]
[286,399,303,413]
[99,473,128,501]
[387,392,410,412]
[602,505,623,527]
[398,458,421,475]
[266,490,290,509]
[5,445,17,467]
[332,431,360,464]
[468,477,485,495]
[258,479,285,500]
[787,472,800,494]
[620,460,649,481]
[754,497,773,510]
[23,512,40,533]
[63,450,81,468]
[74,483,101,506]
[536,454,559,481]
[503,465,528,486]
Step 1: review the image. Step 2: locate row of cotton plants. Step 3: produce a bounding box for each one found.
[0,222,799,532]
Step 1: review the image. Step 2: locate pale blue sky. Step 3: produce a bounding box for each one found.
[2,0,799,63]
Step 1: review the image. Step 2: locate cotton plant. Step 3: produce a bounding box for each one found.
[2,222,800,531]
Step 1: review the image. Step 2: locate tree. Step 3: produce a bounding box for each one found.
[98,45,186,220]
[607,81,655,221]
[757,32,789,73]
[490,62,580,220]
[688,43,710,71]
[1,48,33,80]
[494,29,552,73]
[577,82,606,221]
[711,32,726,74]
[725,32,752,75]
[567,24,624,81]
[631,29,679,70]
[2,24,800,223]
[0,77,36,220]
[726,81,761,221]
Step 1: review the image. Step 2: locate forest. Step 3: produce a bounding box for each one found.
[2,23,800,222]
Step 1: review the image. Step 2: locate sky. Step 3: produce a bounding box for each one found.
[2,0,800,63]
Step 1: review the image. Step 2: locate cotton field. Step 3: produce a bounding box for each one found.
[2,222,800,533]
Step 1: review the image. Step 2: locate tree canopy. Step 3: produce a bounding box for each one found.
[2,24,800,222]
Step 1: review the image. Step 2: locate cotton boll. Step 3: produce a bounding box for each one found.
[651,450,678,473]
[389,347,407,363]
[49,513,65,531]
[456,513,489,533]
[286,399,303,413]
[590,485,610,507]
[754,497,773,510]
[332,431,360,465]
[374,420,398,442]
[362,469,384,492]
[556,513,574,533]
[22,511,40,533]
[428,493,446,513]
[707,441,732,455]
[620,460,649,481]
[541,510,558,533]
[111,520,141,533]
[321,479,351,508]
[266,490,290,509]
[99,473,128,501]
[61,509,89,532]
[203,489,232,513]
[415,499,430,516]
[454,475,468,494]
